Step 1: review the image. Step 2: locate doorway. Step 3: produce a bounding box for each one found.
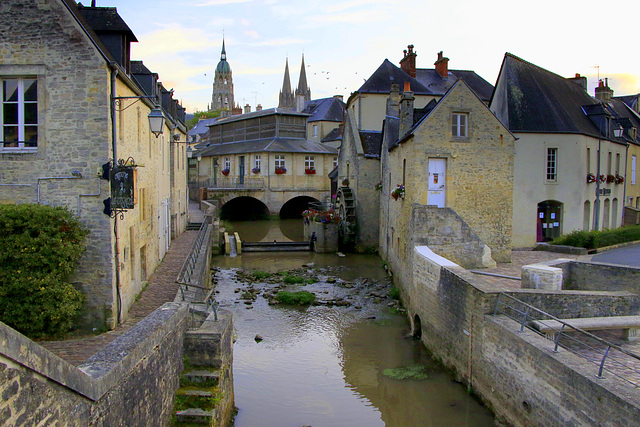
[427,158,446,207]
[537,200,562,242]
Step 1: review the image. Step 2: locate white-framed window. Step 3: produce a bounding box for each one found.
[224,157,230,170]
[1,77,38,150]
[632,155,637,185]
[275,155,285,169]
[546,148,558,182]
[333,157,338,168]
[313,125,318,138]
[254,155,261,169]
[305,155,315,170]
[451,113,468,138]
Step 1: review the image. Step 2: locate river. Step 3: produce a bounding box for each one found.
[213,220,494,426]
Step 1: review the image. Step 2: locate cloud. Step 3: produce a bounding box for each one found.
[241,19,250,26]
[252,38,308,47]
[305,9,384,25]
[133,24,217,57]
[196,0,252,5]
[324,0,387,13]
[244,30,260,39]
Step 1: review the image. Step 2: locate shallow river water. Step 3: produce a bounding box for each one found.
[212,220,494,426]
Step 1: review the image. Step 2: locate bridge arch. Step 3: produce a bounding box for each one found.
[220,196,270,221]
[279,196,321,219]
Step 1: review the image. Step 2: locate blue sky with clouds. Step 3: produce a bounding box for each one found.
[101,0,640,114]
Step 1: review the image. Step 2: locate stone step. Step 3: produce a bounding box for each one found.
[182,370,220,387]
[174,407,215,424]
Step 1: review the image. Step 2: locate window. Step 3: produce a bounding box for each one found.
[452,113,468,138]
[616,153,621,174]
[607,152,612,175]
[546,148,558,181]
[305,156,315,170]
[254,155,261,169]
[224,157,231,170]
[632,155,637,185]
[1,77,38,150]
[275,155,285,169]
[333,157,338,168]
[586,148,591,172]
[313,125,318,138]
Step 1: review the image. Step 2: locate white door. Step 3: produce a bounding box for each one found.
[427,158,446,207]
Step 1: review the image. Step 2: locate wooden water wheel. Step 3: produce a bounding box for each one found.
[336,186,357,251]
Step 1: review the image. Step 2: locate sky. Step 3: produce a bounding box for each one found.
[99,0,640,114]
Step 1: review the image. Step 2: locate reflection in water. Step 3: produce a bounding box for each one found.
[214,252,493,427]
[222,219,304,242]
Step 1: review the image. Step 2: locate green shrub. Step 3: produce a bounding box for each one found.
[276,291,316,305]
[389,286,401,300]
[0,204,87,338]
[552,225,640,249]
[283,274,304,284]
[252,270,271,280]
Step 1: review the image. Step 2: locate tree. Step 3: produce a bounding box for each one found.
[187,109,222,130]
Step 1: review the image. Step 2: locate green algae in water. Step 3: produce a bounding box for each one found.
[383,365,429,380]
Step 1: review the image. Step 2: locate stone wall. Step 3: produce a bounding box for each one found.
[304,220,338,253]
[404,246,640,426]
[563,261,640,295]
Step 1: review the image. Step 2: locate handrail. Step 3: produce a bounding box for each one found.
[494,292,640,387]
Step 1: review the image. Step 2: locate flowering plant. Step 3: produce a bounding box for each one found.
[221,168,230,176]
[586,173,596,184]
[615,173,625,184]
[305,168,316,174]
[606,174,615,183]
[391,184,405,200]
[252,167,260,174]
[374,181,383,191]
[302,208,340,224]
[599,174,606,183]
[275,167,287,175]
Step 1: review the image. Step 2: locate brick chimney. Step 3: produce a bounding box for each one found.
[256,104,263,111]
[244,104,251,114]
[399,82,414,137]
[595,78,614,103]
[434,51,449,78]
[567,73,587,92]
[399,44,417,78]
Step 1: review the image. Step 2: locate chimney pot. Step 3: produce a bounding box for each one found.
[404,82,411,92]
[399,44,417,78]
[434,51,449,78]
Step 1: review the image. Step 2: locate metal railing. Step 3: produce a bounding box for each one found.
[190,177,265,190]
[176,221,218,320]
[494,293,640,387]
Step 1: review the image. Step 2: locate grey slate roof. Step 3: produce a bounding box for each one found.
[492,53,604,136]
[211,107,308,125]
[189,118,218,145]
[197,137,337,157]
[615,95,639,112]
[359,131,383,157]
[75,4,137,41]
[358,60,432,94]
[415,69,493,102]
[322,126,343,143]
[302,97,345,122]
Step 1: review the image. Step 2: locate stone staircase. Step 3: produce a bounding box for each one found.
[173,368,222,425]
[186,221,203,231]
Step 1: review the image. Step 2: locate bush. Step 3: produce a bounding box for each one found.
[276,291,316,305]
[0,204,88,338]
[551,225,640,249]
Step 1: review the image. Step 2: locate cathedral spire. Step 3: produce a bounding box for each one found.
[278,57,295,110]
[295,54,311,111]
[220,37,226,60]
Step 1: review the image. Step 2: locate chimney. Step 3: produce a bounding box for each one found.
[244,104,251,114]
[333,94,344,102]
[256,104,263,111]
[567,73,587,92]
[434,51,449,78]
[399,44,417,78]
[595,78,614,103]
[399,82,414,137]
[383,83,401,150]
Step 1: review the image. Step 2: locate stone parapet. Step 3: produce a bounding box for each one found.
[521,264,563,290]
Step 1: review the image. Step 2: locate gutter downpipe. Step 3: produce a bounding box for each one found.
[110,63,122,325]
[623,142,629,225]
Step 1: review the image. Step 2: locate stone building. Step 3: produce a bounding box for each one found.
[490,54,638,246]
[337,46,494,251]
[193,108,337,217]
[0,0,188,330]
[379,81,514,283]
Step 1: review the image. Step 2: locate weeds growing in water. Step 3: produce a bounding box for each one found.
[305,277,319,284]
[388,286,401,300]
[382,365,429,380]
[252,270,271,280]
[276,291,316,305]
[283,275,305,284]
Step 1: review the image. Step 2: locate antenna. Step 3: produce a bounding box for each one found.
[252,91,258,107]
[592,65,600,82]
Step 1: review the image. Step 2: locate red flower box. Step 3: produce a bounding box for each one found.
[275,167,286,175]
[221,169,230,176]
[305,168,316,175]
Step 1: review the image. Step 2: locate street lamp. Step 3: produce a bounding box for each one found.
[147,105,165,138]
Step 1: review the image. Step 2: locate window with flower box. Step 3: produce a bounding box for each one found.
[305,156,315,174]
[275,155,286,174]
[1,77,38,151]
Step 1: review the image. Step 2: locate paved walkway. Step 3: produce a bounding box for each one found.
[40,229,199,366]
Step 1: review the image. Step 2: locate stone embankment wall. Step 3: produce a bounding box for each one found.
[403,246,640,426]
[0,303,234,426]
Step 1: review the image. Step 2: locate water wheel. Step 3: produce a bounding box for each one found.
[336,186,357,251]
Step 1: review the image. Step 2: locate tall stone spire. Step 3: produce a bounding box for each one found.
[210,37,234,112]
[295,54,311,112]
[278,58,295,110]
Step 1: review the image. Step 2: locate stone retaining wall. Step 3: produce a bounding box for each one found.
[403,246,640,426]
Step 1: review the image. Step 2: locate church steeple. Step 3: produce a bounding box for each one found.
[295,54,311,111]
[211,37,234,112]
[278,58,295,110]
